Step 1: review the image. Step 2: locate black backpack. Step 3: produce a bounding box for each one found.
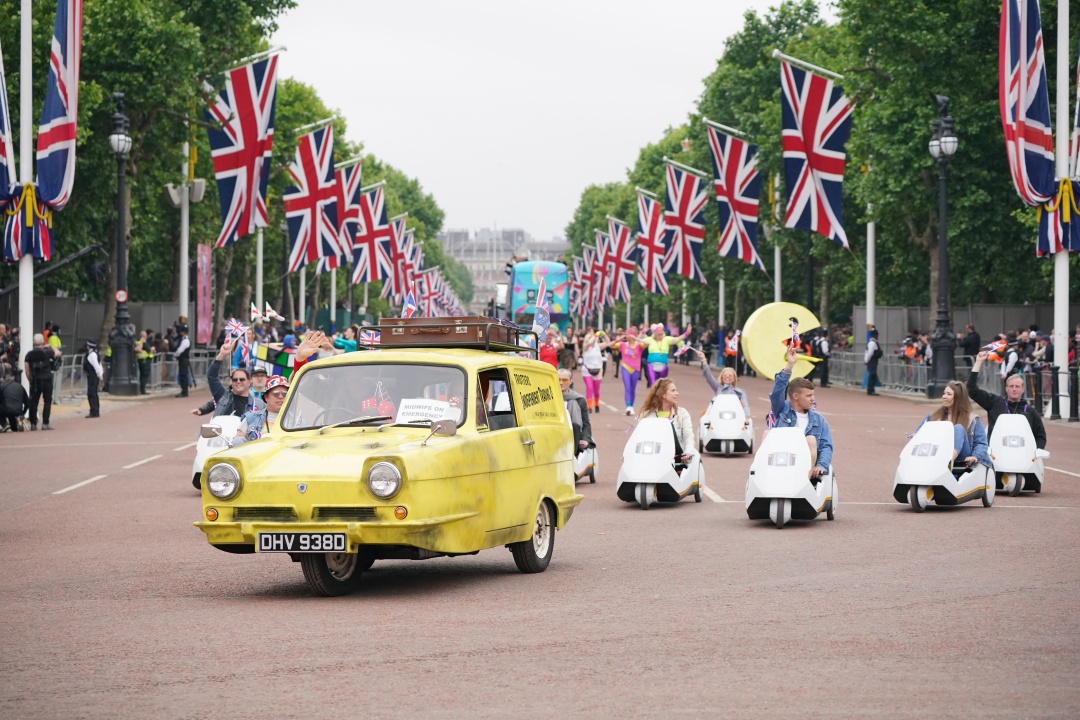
[29,351,54,381]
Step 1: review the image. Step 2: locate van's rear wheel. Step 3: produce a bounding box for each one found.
[510,501,554,573]
[300,552,363,597]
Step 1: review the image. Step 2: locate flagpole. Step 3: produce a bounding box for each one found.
[1053,0,1070,418]
[661,156,709,179]
[702,117,750,139]
[773,173,782,302]
[226,46,286,71]
[179,138,191,322]
[330,268,337,331]
[298,266,306,328]
[718,262,725,330]
[866,204,875,329]
[17,0,33,391]
[635,187,658,198]
[358,180,387,194]
[294,116,336,134]
[256,227,264,315]
[771,49,844,80]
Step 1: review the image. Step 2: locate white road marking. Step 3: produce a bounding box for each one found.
[701,486,726,503]
[53,475,107,495]
[122,455,163,469]
[843,500,1076,510]
[1046,466,1080,479]
[600,401,625,414]
[2,441,192,449]
[173,441,198,452]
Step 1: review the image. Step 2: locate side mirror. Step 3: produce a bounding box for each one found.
[200,424,223,439]
[422,419,457,447]
[431,419,457,437]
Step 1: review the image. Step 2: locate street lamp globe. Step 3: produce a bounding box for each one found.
[940,133,958,157]
[108,130,132,156]
[928,137,941,159]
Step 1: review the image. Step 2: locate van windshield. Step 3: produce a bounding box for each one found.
[280,363,467,430]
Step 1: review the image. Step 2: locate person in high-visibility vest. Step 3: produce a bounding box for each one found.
[135,330,153,395]
[723,330,739,370]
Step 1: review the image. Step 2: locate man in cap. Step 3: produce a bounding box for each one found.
[250,365,269,401]
[84,340,104,419]
[234,375,289,445]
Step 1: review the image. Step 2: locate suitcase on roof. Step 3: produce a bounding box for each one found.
[377,316,527,350]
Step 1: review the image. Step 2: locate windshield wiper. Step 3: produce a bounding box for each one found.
[319,414,394,433]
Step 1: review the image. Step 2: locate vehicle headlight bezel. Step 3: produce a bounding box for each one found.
[206,462,241,499]
[367,461,403,499]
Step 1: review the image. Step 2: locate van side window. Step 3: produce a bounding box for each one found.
[480,369,516,431]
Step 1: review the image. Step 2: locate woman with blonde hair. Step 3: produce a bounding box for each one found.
[914,380,990,466]
[694,349,750,420]
[637,378,696,466]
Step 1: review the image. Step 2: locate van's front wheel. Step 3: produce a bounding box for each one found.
[300,552,363,596]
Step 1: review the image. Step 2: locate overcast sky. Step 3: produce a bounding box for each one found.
[271,1,838,241]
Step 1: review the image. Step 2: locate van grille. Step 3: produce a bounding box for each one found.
[232,507,298,522]
[312,506,379,521]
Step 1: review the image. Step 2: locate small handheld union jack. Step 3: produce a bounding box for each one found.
[358,328,380,345]
[673,343,693,358]
[401,289,418,318]
[224,318,248,337]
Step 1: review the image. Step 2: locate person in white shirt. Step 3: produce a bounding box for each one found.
[84,340,105,418]
[864,329,882,396]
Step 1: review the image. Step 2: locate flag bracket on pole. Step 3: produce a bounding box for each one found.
[771,49,843,80]
[661,156,709,180]
[703,117,750,139]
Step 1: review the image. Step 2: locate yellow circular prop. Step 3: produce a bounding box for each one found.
[741,302,822,380]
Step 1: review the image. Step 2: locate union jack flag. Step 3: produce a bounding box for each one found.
[350,185,394,284]
[401,230,422,296]
[285,125,341,273]
[1000,0,1055,208]
[569,257,584,316]
[401,289,418,318]
[607,217,638,303]
[593,230,612,308]
[358,328,381,345]
[636,191,669,296]
[224,318,248,337]
[780,60,855,248]
[204,54,278,249]
[416,269,440,317]
[0,44,18,262]
[532,275,551,334]
[380,216,410,300]
[3,0,83,262]
[579,246,596,318]
[706,124,765,271]
[315,160,361,275]
[661,164,708,283]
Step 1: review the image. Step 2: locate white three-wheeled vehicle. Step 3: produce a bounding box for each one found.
[698,394,754,456]
[989,414,1049,495]
[745,426,836,528]
[616,417,704,509]
[192,415,244,489]
[892,420,993,512]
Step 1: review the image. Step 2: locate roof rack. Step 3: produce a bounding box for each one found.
[371,317,539,359]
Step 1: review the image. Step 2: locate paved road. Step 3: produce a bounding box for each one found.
[2,362,1078,718]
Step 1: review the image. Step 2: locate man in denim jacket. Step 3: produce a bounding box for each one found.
[770,345,834,481]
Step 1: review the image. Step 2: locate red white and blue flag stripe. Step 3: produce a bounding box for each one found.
[1000,0,1056,208]
[579,246,596,318]
[3,0,83,262]
[317,160,362,274]
[780,60,854,248]
[400,289,418,318]
[359,328,380,345]
[593,229,612,309]
[607,217,638,303]
[706,124,765,271]
[204,55,278,249]
[661,163,708,283]
[284,125,341,273]
[636,191,669,296]
[0,43,19,261]
[350,185,394,284]
[380,216,410,300]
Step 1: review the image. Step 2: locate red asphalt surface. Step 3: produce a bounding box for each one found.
[2,361,1078,718]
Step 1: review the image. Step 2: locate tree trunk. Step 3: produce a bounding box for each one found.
[819,274,830,327]
[213,245,235,342]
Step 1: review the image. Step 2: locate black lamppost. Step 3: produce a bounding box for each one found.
[926,95,958,399]
[107,92,139,396]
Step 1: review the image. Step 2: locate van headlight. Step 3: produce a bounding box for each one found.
[367,462,402,498]
[206,463,241,499]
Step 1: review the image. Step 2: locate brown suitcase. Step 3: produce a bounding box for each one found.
[377,316,526,349]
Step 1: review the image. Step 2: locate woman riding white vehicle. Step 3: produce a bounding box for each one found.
[694,349,753,455]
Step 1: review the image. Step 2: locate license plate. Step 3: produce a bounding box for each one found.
[258,532,347,553]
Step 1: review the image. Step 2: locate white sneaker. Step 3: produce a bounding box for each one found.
[625,406,633,416]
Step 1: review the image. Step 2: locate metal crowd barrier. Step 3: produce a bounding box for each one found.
[49,347,219,401]
[827,352,1002,396]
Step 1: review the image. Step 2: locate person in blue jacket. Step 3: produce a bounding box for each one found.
[913,380,991,468]
[770,344,834,482]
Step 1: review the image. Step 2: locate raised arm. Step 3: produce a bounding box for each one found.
[770,345,798,418]
[966,350,998,411]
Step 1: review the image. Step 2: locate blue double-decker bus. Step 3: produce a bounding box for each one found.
[502,260,570,333]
